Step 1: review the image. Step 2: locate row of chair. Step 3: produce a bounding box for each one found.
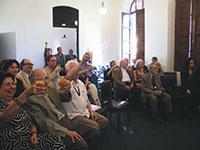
[99,80,130,133]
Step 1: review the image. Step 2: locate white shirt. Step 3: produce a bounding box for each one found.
[121,68,131,82]
[62,79,90,119]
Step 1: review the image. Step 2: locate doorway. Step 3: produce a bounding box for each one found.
[53,6,79,59]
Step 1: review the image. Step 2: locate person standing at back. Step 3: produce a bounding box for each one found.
[66,49,77,62]
[44,55,62,88]
[55,47,66,68]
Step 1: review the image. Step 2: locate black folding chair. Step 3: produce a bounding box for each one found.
[100,80,130,133]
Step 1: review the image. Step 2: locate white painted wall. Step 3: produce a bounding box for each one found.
[53,28,77,55]
[0,0,176,70]
[123,0,133,13]
[145,0,175,71]
[0,0,123,67]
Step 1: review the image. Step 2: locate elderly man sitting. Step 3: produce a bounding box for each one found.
[26,53,100,150]
[63,60,108,132]
[112,58,133,101]
[141,63,173,124]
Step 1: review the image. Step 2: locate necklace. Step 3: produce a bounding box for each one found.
[73,82,80,96]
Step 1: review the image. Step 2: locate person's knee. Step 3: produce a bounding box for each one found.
[90,120,100,130]
[95,113,109,128]
[88,125,101,138]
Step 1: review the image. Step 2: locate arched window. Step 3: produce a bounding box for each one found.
[121,0,144,62]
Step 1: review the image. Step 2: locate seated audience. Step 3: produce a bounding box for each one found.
[63,60,108,131]
[75,59,100,106]
[112,58,133,100]
[141,63,173,124]
[154,61,164,76]
[180,58,196,113]
[17,58,33,89]
[0,71,65,150]
[188,61,200,111]
[80,61,98,87]
[124,58,133,72]
[26,53,100,150]
[181,58,196,90]
[131,59,147,104]
[131,58,137,70]
[132,59,148,87]
[44,55,62,88]
[80,51,98,87]
[54,47,66,69]
[79,73,101,106]
[148,56,158,68]
[2,59,25,97]
[104,60,117,81]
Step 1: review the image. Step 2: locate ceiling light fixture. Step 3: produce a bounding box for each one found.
[99,1,107,15]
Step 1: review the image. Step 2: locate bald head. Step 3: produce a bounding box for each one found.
[30,68,48,83]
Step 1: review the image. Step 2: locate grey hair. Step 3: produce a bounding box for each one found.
[65,60,78,71]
